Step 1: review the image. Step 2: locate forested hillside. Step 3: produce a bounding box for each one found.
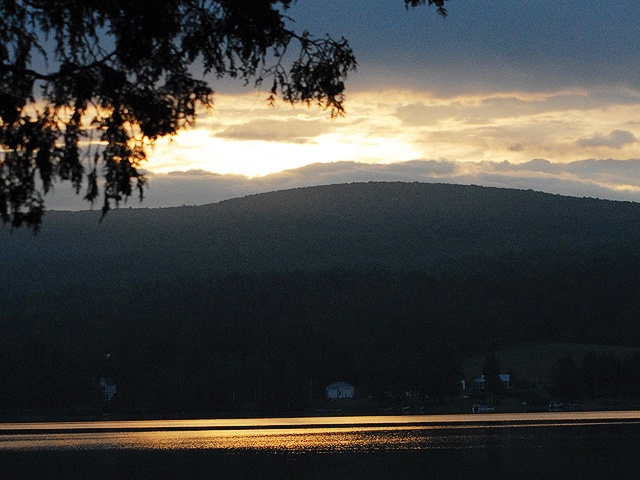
[3,182,640,298]
[2,182,640,415]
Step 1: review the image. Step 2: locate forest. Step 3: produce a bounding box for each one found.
[2,182,640,416]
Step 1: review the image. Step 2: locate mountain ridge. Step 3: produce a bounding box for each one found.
[3,181,640,297]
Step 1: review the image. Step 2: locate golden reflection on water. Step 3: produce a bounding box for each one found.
[1,426,432,452]
[3,410,640,432]
[2,411,640,452]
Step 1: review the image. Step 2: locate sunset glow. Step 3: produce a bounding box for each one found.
[40,0,640,209]
[146,88,640,177]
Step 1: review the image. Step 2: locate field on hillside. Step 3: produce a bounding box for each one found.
[462,343,640,394]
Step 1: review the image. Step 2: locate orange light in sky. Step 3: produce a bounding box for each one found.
[145,89,640,177]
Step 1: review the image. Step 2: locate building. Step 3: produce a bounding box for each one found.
[326,381,355,399]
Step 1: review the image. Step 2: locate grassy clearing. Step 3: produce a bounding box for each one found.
[461,342,639,392]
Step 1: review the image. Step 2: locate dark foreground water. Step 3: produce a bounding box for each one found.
[2,412,640,479]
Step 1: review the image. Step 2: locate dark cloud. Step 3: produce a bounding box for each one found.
[577,130,637,149]
[395,103,444,126]
[160,169,223,177]
[510,159,562,174]
[286,1,640,95]
[507,143,525,152]
[216,119,334,143]
[479,158,640,187]
[395,93,640,131]
[565,159,640,183]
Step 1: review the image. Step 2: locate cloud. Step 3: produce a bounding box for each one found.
[395,103,445,126]
[577,130,637,149]
[216,119,334,143]
[563,159,640,187]
[144,85,640,177]
[43,158,640,212]
[507,143,525,152]
[394,92,640,129]
[325,1,640,94]
[160,169,222,177]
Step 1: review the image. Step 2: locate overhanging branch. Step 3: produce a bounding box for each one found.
[1,51,117,81]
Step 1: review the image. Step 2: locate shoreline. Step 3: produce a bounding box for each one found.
[2,410,640,433]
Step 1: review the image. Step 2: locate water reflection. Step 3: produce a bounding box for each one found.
[2,411,640,452]
[4,410,640,433]
[3,412,640,480]
[0,426,487,452]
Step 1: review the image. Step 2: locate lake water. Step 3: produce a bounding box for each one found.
[2,411,640,479]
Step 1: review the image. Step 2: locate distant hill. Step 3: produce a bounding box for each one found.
[4,182,640,414]
[3,181,640,299]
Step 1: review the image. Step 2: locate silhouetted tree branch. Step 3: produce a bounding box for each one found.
[0,0,448,229]
[405,0,448,17]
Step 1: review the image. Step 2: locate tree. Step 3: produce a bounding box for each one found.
[0,0,448,229]
[549,354,581,399]
[482,352,503,396]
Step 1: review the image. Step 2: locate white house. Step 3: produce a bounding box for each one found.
[326,381,355,399]
[99,377,117,401]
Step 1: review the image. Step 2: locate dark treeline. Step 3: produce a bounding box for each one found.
[5,182,640,299]
[549,352,640,400]
[3,238,640,416]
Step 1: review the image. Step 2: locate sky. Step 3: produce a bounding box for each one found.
[47,1,640,208]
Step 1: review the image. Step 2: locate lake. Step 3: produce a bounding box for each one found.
[2,411,640,479]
